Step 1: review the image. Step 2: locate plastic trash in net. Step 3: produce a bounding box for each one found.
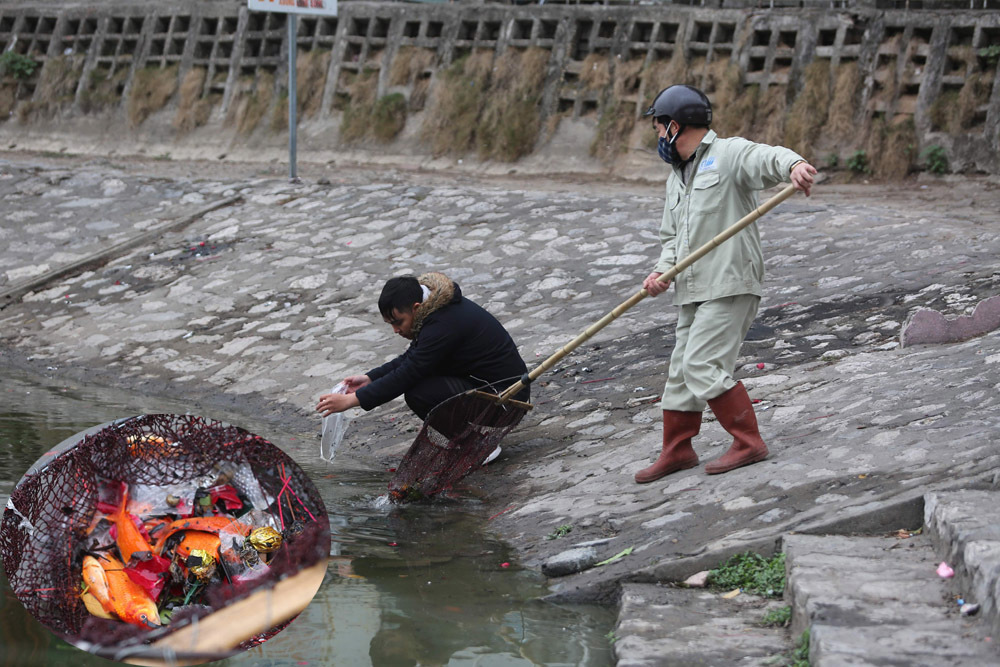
[320,382,352,462]
[0,413,331,653]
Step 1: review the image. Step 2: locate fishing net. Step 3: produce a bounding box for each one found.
[0,414,329,655]
[388,389,531,502]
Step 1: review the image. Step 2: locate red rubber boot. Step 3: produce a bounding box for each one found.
[634,410,702,484]
[705,382,769,474]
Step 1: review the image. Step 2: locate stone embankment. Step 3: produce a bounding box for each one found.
[2,0,1000,176]
[615,491,1000,666]
[2,152,1000,664]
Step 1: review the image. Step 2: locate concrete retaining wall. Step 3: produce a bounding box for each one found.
[1,0,998,175]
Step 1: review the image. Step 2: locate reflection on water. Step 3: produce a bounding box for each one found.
[0,368,615,666]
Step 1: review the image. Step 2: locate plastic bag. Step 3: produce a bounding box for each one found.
[320,381,351,462]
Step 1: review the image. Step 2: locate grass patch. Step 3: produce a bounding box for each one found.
[645,50,690,93]
[784,60,831,161]
[228,71,275,136]
[477,48,549,161]
[704,59,743,136]
[863,115,916,181]
[80,66,128,114]
[580,53,610,92]
[422,48,546,160]
[546,524,573,540]
[827,61,860,141]
[614,58,645,99]
[173,67,219,134]
[421,54,486,155]
[790,628,810,666]
[760,605,792,628]
[339,68,379,144]
[591,98,635,162]
[928,90,958,132]
[753,85,786,146]
[588,57,646,161]
[954,72,989,132]
[389,46,436,87]
[846,148,871,175]
[0,83,15,120]
[19,55,84,120]
[296,48,330,119]
[371,92,407,142]
[0,51,38,80]
[128,64,179,128]
[920,144,948,175]
[271,91,289,132]
[707,551,786,597]
[409,74,431,112]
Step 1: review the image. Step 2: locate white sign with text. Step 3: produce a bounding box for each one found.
[248,0,337,17]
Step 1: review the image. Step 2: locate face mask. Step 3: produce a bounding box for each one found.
[657,124,683,165]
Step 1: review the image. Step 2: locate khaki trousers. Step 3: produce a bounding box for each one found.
[661,294,760,412]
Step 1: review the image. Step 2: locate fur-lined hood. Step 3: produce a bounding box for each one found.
[411,271,457,336]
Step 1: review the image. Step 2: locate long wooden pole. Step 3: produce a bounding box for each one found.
[498,183,797,402]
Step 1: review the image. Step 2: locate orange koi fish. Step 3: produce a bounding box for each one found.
[111,486,155,563]
[153,516,250,556]
[174,530,222,560]
[81,555,114,619]
[98,554,161,628]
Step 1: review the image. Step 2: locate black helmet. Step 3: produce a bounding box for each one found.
[643,85,712,126]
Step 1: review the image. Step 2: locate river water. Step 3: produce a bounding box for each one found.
[0,367,615,666]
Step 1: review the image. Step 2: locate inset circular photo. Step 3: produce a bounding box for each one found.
[0,413,330,665]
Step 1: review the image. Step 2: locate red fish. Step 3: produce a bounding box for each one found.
[97,554,161,628]
[111,486,155,563]
[174,530,222,560]
[153,516,250,556]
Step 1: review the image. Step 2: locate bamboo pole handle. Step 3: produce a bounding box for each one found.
[499,183,797,402]
[123,560,328,666]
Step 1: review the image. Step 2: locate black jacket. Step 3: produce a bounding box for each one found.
[355,283,527,410]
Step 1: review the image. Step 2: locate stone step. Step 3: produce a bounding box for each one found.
[784,533,999,666]
[613,583,789,666]
[924,490,1000,642]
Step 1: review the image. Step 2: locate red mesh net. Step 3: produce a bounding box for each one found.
[388,390,530,502]
[0,414,329,654]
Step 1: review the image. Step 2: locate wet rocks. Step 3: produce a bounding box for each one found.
[541,546,600,577]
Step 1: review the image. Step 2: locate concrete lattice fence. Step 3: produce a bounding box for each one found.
[0,0,998,176]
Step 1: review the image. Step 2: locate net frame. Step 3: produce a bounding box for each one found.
[388,388,531,502]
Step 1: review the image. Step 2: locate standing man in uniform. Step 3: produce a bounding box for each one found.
[634,84,817,484]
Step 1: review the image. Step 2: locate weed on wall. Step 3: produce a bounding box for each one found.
[173,67,219,134]
[784,59,831,162]
[338,68,379,144]
[19,55,84,121]
[389,46,436,89]
[827,61,861,142]
[80,66,129,114]
[128,65,179,128]
[421,49,493,156]
[477,47,549,161]
[228,70,275,136]
[753,84,786,146]
[297,49,331,120]
[866,115,916,181]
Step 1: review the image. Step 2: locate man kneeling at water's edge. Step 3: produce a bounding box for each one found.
[316,272,530,458]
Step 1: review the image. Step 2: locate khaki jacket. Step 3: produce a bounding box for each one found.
[655,130,803,305]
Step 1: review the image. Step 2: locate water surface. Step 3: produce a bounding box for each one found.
[0,368,615,666]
